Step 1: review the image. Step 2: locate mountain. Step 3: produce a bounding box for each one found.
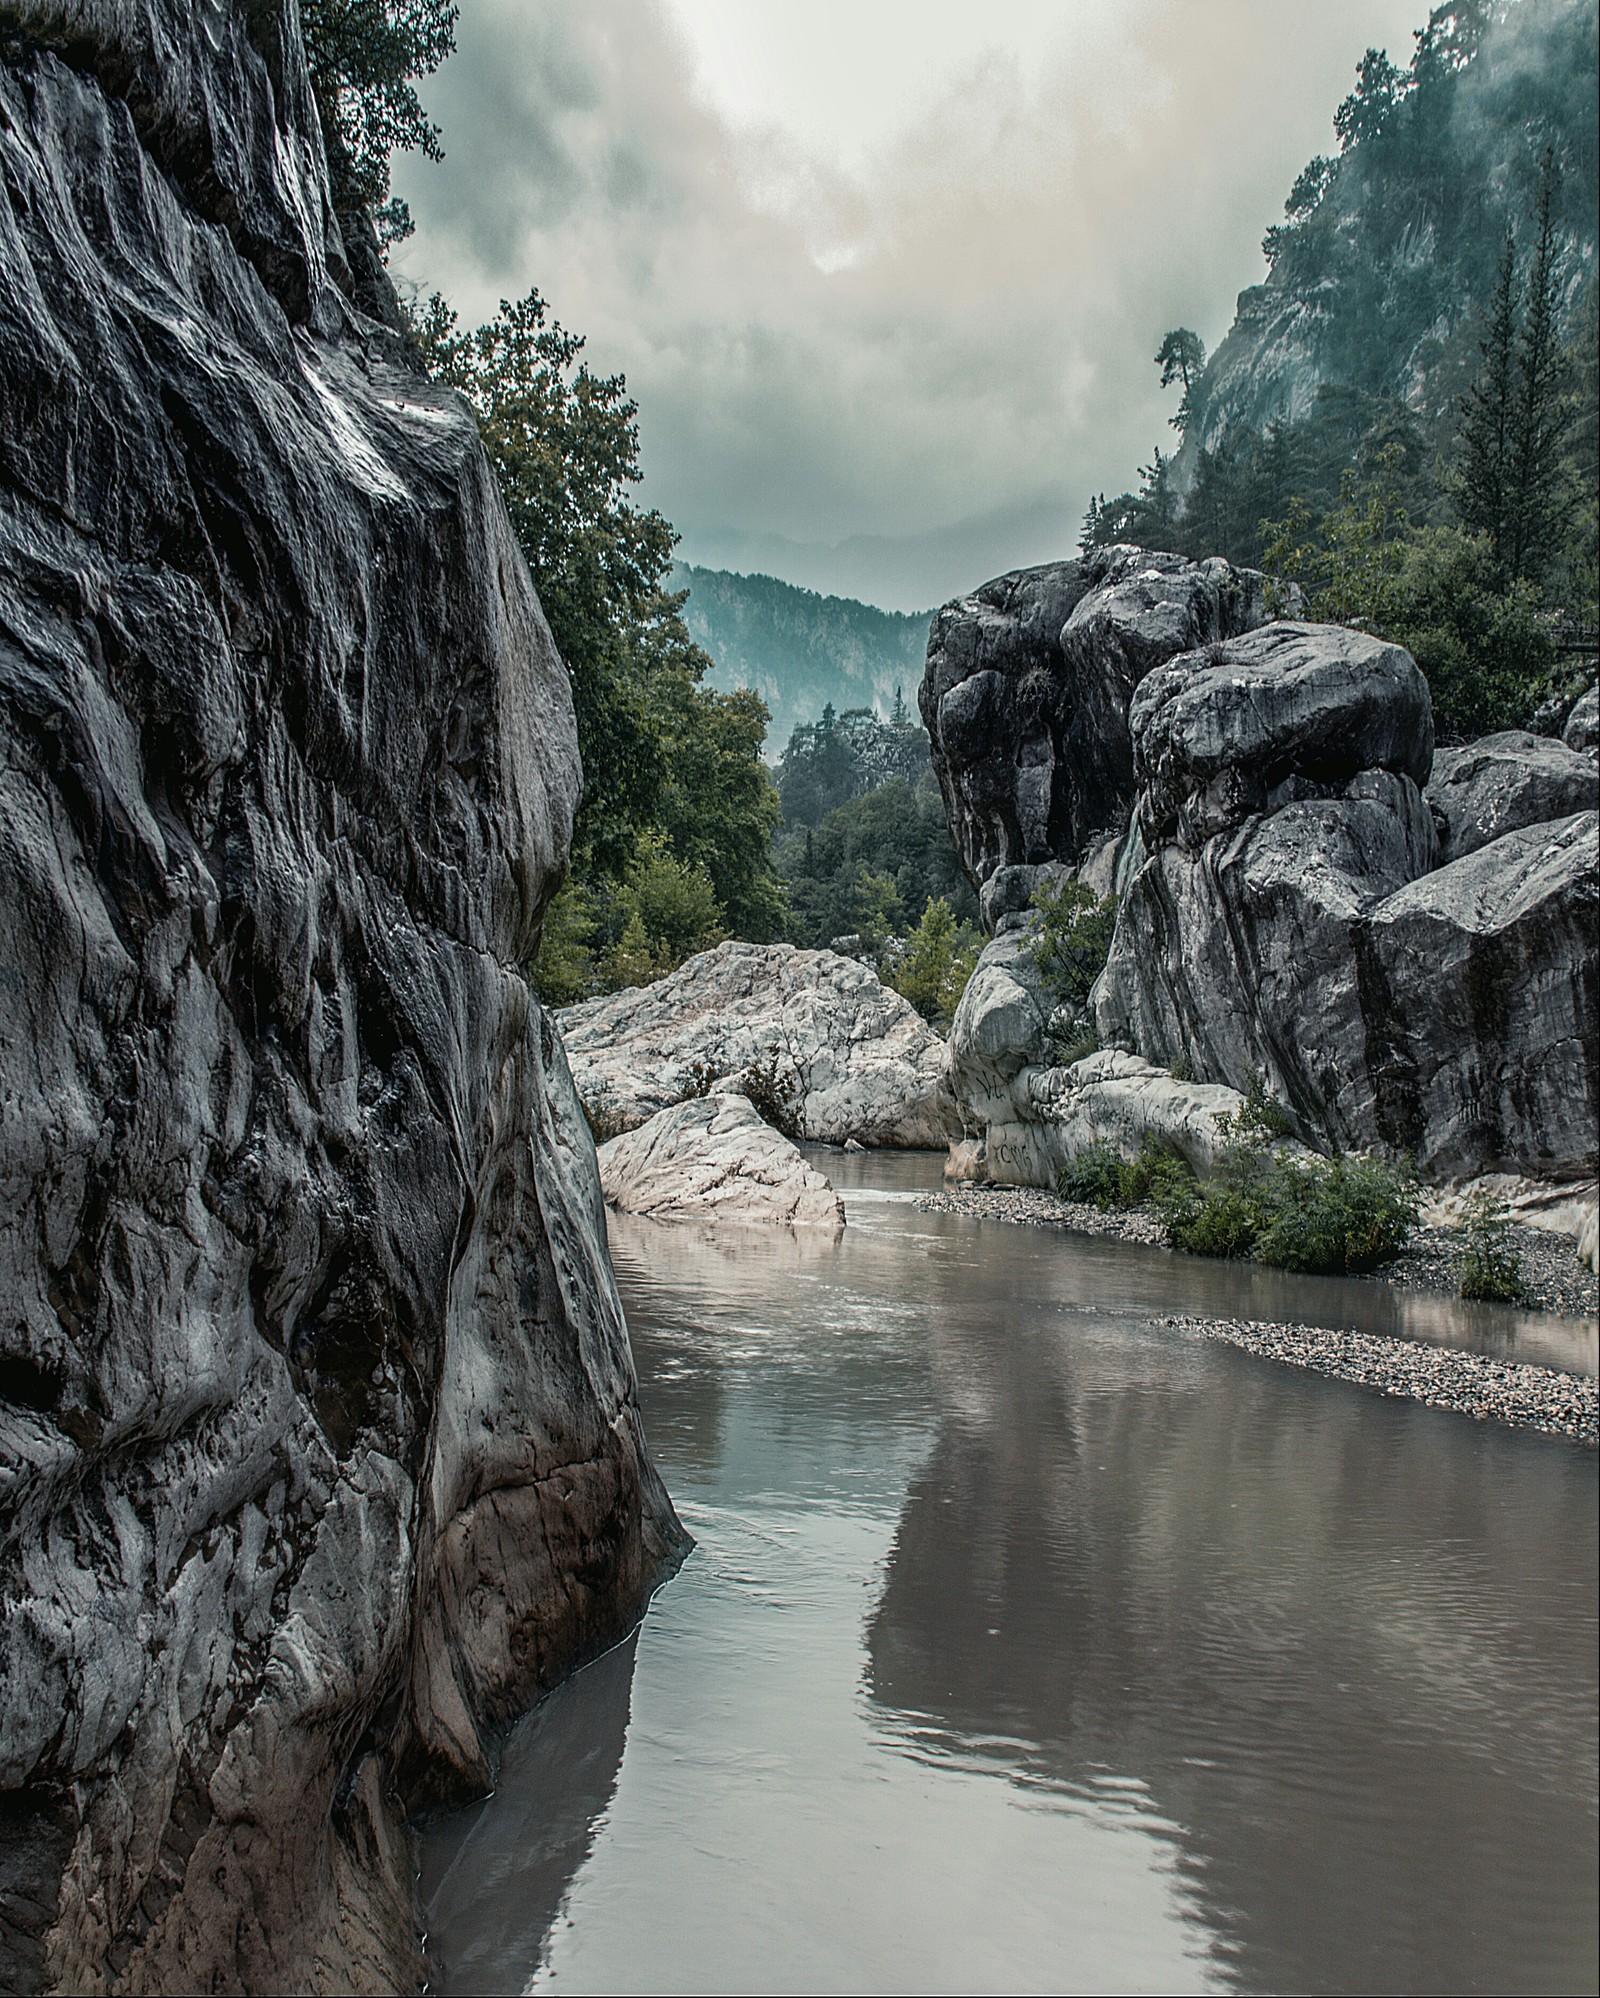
[671,562,934,754]
[1175,0,1598,485]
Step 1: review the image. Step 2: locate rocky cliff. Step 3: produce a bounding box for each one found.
[923,552,1598,1194]
[0,4,684,1991]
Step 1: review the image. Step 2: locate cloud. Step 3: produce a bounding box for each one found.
[392,0,1423,609]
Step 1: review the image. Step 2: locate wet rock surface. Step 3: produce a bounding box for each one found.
[0,6,683,1992]
[598,1093,845,1228]
[559,940,954,1149]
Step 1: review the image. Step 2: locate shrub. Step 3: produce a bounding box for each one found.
[1228,1069,1295,1141]
[740,1045,804,1141]
[1030,879,1118,1014]
[1252,1153,1419,1273]
[1454,1190,1526,1302]
[1058,1137,1190,1211]
[1151,1141,1418,1272]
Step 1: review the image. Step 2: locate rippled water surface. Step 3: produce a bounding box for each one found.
[423,1151,1599,1995]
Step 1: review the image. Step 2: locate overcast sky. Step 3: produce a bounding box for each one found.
[391,0,1425,611]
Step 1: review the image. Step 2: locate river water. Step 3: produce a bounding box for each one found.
[422,1151,1599,1996]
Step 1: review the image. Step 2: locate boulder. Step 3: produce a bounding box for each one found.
[1354,813,1598,1178]
[942,926,1252,1188]
[1098,805,1598,1180]
[1131,622,1434,848]
[559,941,954,1149]
[1097,772,1439,1149]
[598,1093,845,1228]
[920,548,1271,918]
[1564,682,1599,755]
[1426,731,1598,860]
[0,9,683,1993]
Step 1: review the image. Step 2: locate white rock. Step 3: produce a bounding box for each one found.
[560,940,954,1147]
[598,1093,845,1227]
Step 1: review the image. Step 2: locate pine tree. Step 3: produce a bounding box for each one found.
[1453,228,1519,566]
[1503,152,1570,585]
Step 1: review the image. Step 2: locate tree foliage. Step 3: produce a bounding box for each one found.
[418,289,784,992]
[299,0,457,242]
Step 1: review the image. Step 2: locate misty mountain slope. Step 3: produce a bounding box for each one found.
[672,563,932,751]
[1176,0,1598,479]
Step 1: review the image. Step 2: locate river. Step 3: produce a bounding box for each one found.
[422,1150,1599,1995]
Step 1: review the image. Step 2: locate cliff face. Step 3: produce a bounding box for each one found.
[0,4,684,1991]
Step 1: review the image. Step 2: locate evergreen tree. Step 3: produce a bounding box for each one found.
[1504,152,1571,584]
[1155,329,1207,433]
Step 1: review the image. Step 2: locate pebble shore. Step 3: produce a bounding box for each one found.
[915,1184,1598,1315]
[1166,1313,1598,1445]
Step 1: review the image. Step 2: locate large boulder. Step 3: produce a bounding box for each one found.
[1353,813,1598,1177]
[559,941,954,1148]
[943,926,1252,1186]
[598,1093,845,1228]
[920,547,1271,919]
[1426,731,1599,860]
[0,7,683,1993]
[1131,621,1434,848]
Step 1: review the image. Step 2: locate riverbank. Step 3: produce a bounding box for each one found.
[1167,1314,1598,1446]
[915,1184,1599,1317]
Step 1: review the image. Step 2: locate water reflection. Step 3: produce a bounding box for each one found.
[421,1156,1598,1997]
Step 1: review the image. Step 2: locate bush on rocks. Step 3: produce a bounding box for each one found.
[1057,1138,1190,1211]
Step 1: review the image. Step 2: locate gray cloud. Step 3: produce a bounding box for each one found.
[392,0,1424,609]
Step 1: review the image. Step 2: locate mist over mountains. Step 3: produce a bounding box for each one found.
[671,562,933,754]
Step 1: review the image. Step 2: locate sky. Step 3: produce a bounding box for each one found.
[392,0,1426,611]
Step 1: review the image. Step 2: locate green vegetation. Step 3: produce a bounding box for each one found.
[298,0,457,246]
[1057,1138,1190,1211]
[413,291,786,998]
[1454,1189,1528,1300]
[1083,1,1599,739]
[1060,1130,1420,1274]
[892,898,981,1028]
[1030,878,1118,1017]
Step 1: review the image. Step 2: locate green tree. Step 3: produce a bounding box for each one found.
[418,289,785,969]
[1155,329,1207,434]
[299,0,457,243]
[1504,153,1571,585]
[892,898,981,1027]
[1334,47,1407,152]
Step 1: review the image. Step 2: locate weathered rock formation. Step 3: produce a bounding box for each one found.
[560,940,954,1149]
[924,560,1599,1196]
[1425,730,1598,862]
[920,545,1275,927]
[598,1093,846,1228]
[0,5,683,1992]
[942,925,1254,1187]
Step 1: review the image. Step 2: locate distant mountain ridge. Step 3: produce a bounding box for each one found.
[671,562,933,754]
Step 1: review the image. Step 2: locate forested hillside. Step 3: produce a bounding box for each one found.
[1085,0,1598,738]
[671,563,933,752]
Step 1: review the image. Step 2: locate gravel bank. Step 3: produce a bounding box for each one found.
[916,1185,1598,1316]
[1167,1314,1597,1445]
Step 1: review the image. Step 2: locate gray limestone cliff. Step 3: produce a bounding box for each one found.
[0,3,684,1991]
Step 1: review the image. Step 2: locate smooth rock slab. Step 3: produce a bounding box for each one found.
[598,1094,845,1228]
[559,941,954,1148]
[1426,731,1598,861]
